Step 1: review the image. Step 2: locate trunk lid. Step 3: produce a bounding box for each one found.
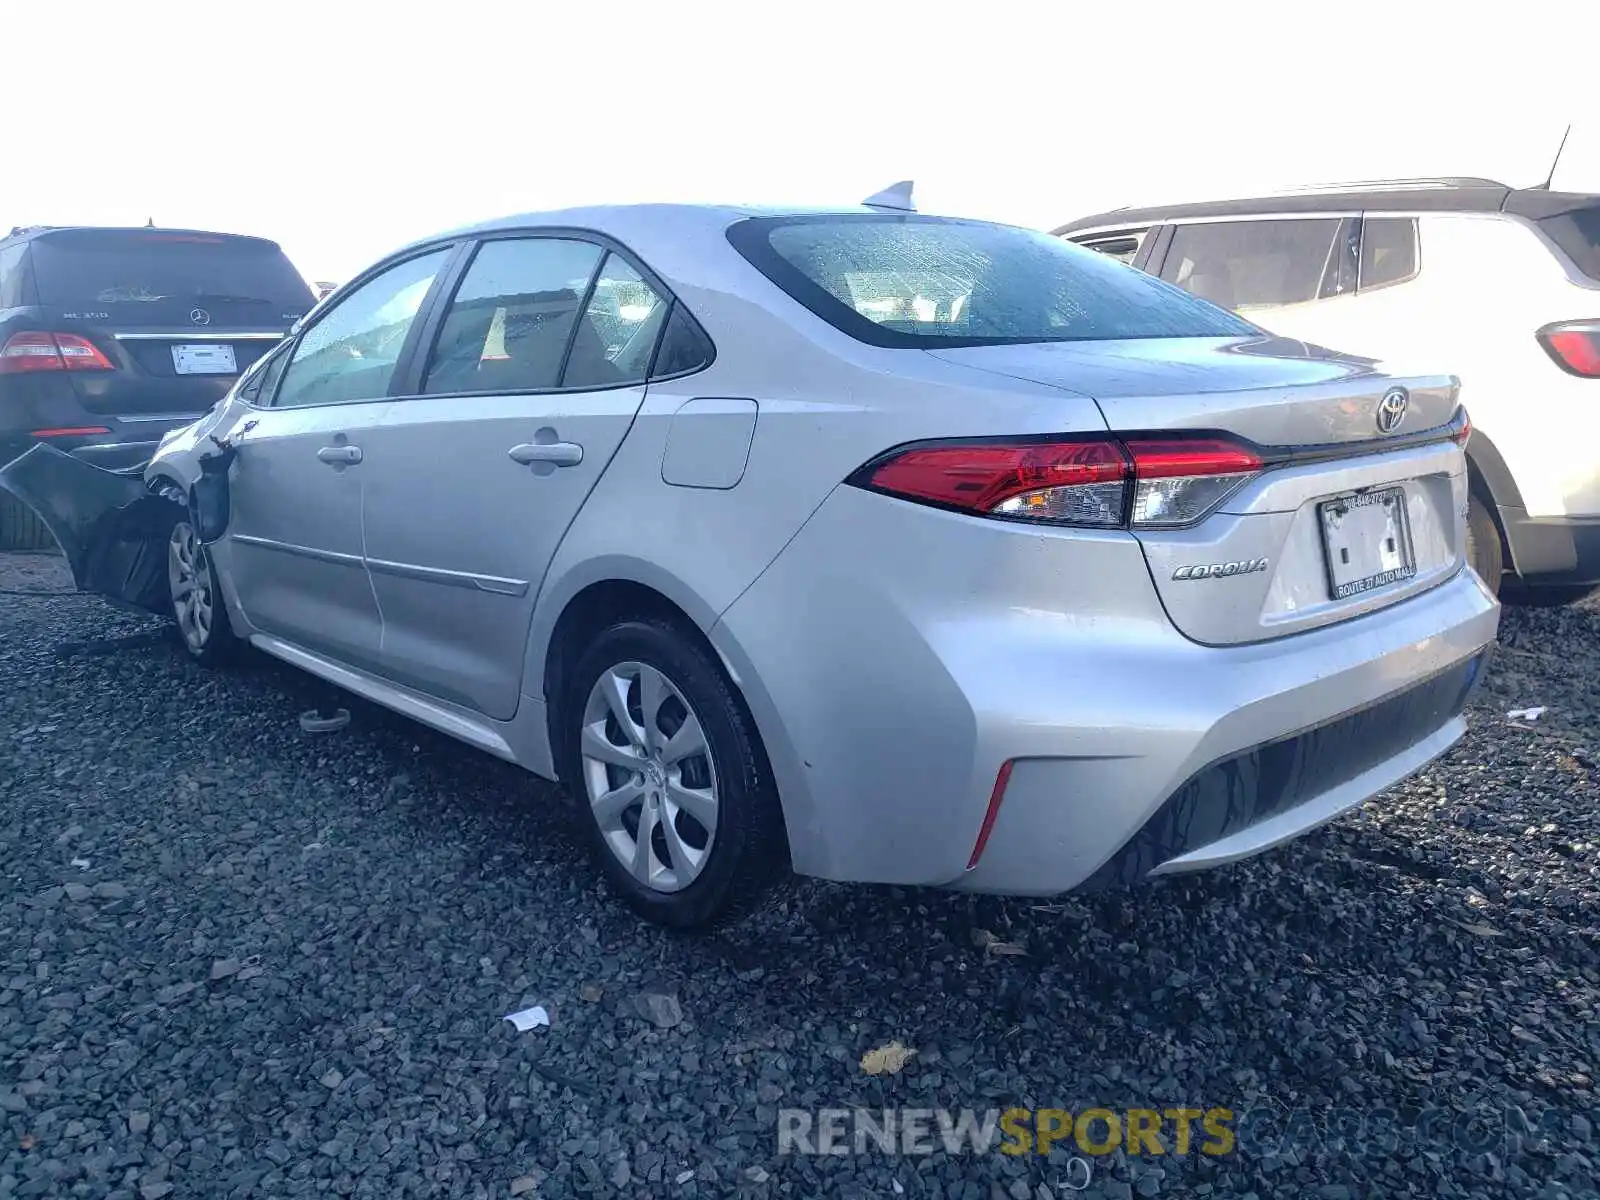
[930,335,1469,645]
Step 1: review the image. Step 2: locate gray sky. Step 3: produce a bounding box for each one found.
[9,0,1596,283]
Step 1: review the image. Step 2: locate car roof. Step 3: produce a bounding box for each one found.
[1053,183,1525,236]
[397,202,1013,255]
[3,224,285,249]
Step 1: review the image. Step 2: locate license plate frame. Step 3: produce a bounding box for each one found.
[171,343,237,375]
[1318,485,1416,600]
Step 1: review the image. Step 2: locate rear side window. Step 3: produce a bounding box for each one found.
[422,238,604,394]
[1073,231,1145,265]
[27,230,314,319]
[651,304,715,377]
[1359,218,1419,291]
[1160,219,1343,311]
[729,215,1253,348]
[1537,205,1600,283]
[0,243,28,307]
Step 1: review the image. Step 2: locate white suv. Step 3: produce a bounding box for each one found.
[1058,178,1600,602]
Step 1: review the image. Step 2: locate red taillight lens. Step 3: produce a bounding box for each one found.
[52,334,115,371]
[856,435,1262,529]
[1452,408,1472,448]
[0,332,64,374]
[0,331,114,374]
[1125,438,1263,528]
[861,439,1130,526]
[1536,321,1600,378]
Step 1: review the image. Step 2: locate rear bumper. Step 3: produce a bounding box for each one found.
[713,485,1501,893]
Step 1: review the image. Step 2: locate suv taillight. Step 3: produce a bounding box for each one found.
[850,435,1264,529]
[0,331,116,375]
[1536,320,1600,378]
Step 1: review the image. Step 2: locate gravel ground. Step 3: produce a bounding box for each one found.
[1,550,1597,1200]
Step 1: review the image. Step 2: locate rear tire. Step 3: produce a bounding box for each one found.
[558,616,785,928]
[167,519,237,666]
[1465,492,1503,596]
[0,492,56,552]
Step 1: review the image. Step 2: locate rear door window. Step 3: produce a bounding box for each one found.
[1359,218,1420,291]
[1159,219,1345,311]
[274,249,450,408]
[26,230,314,325]
[562,254,669,388]
[421,238,605,394]
[729,215,1254,347]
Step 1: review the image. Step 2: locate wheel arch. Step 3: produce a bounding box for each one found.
[532,559,749,770]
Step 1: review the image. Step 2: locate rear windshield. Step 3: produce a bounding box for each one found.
[727,215,1256,348]
[28,230,314,311]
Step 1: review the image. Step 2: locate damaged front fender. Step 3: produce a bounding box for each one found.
[0,444,184,613]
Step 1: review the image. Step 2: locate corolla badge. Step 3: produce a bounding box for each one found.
[1376,387,1409,434]
[189,307,211,326]
[1172,558,1269,581]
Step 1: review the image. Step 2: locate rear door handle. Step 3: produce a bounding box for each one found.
[508,441,583,468]
[317,445,363,466]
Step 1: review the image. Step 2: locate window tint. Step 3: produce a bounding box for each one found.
[423,238,603,395]
[562,254,668,388]
[1536,204,1600,283]
[274,249,448,408]
[1360,219,1419,291]
[730,216,1253,347]
[1159,219,1343,311]
[27,229,314,319]
[0,243,27,307]
[651,304,715,378]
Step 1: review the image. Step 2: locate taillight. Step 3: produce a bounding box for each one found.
[1123,438,1263,528]
[1452,408,1472,448]
[862,439,1129,526]
[853,435,1263,529]
[0,331,115,375]
[1536,320,1600,378]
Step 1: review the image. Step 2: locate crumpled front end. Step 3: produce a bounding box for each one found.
[0,444,183,613]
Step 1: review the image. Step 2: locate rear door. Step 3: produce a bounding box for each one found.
[355,235,672,719]
[25,228,315,419]
[225,246,453,669]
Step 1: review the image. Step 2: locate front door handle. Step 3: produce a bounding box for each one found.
[508,441,583,468]
[317,445,363,466]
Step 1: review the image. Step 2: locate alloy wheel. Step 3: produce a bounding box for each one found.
[579,660,719,893]
[167,522,214,653]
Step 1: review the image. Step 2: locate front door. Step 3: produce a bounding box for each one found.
[225,247,454,670]
[358,237,670,718]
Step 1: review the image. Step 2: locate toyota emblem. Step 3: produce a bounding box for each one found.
[189,307,211,326]
[1376,387,1409,434]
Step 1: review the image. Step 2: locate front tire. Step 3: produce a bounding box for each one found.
[167,520,237,665]
[558,617,784,928]
[1465,492,1503,596]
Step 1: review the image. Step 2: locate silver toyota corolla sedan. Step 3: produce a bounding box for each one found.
[1,194,1500,926]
